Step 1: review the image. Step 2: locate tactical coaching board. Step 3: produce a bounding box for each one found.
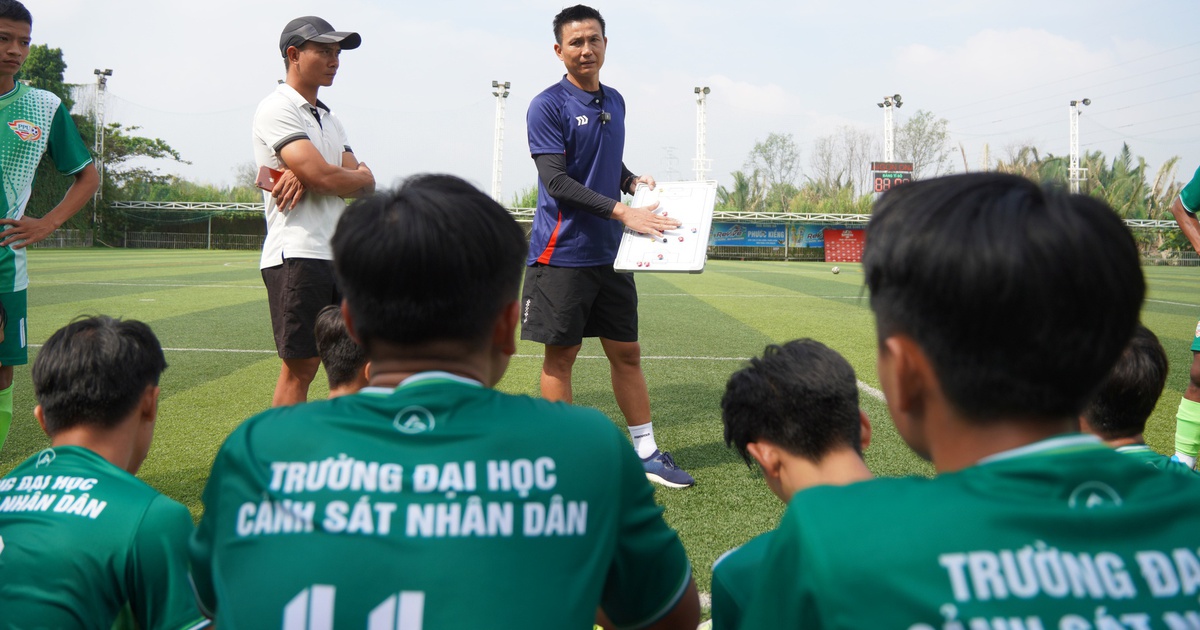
[614,180,717,273]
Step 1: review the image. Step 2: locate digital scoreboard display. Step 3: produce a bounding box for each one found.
[870,161,914,193]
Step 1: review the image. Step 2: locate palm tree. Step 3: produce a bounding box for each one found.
[716,170,765,213]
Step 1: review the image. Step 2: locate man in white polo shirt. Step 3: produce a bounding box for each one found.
[253,16,375,406]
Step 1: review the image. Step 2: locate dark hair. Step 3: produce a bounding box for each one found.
[721,339,862,467]
[314,304,367,389]
[332,174,528,350]
[32,316,167,434]
[864,172,1144,422]
[1083,324,1168,440]
[0,0,31,25]
[553,5,605,44]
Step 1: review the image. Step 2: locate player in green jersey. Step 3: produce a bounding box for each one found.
[1166,165,1200,469]
[743,173,1200,628]
[314,303,368,398]
[0,316,208,629]
[189,174,699,628]
[710,339,872,630]
[0,0,99,451]
[1081,324,1196,475]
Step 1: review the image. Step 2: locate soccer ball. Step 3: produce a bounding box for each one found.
[831,266,841,274]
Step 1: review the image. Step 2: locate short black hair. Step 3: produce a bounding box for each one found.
[332,174,528,350]
[864,173,1145,422]
[721,339,862,467]
[314,304,367,389]
[32,316,167,434]
[0,0,31,25]
[1083,324,1168,440]
[554,4,605,44]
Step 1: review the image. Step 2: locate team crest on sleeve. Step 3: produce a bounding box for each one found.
[393,406,436,435]
[1194,320,1200,338]
[8,120,42,142]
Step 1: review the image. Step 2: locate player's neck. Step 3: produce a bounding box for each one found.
[781,449,873,498]
[927,414,1079,473]
[49,421,142,475]
[1102,434,1145,449]
[0,75,16,95]
[366,342,498,390]
[567,72,600,93]
[286,74,321,106]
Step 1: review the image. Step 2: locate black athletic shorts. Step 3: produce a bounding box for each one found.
[261,258,340,359]
[520,263,638,346]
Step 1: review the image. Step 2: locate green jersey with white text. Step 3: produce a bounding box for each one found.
[0,83,92,291]
[189,372,692,629]
[0,446,208,630]
[742,435,1200,629]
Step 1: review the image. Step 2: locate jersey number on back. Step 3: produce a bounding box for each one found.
[285,585,425,629]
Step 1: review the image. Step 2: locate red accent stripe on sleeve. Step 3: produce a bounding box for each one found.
[535,212,564,264]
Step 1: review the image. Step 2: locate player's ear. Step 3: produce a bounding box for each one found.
[859,409,872,452]
[139,385,160,425]
[493,300,520,357]
[879,334,931,418]
[340,300,362,346]
[746,442,781,480]
[1078,414,1096,437]
[33,404,46,435]
[359,360,372,386]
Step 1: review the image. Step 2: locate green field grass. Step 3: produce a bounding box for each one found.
[0,249,1193,597]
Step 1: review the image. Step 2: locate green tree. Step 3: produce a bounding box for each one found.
[510,185,538,208]
[895,110,954,179]
[745,133,801,211]
[716,170,765,213]
[20,44,71,109]
[22,45,189,237]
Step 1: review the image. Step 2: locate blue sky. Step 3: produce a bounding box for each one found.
[36,0,1200,199]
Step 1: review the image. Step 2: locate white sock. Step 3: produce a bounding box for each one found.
[629,422,658,459]
[1175,451,1197,469]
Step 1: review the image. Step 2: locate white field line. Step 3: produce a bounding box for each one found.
[1146,298,1200,308]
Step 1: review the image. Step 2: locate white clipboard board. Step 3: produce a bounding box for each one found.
[613,180,717,273]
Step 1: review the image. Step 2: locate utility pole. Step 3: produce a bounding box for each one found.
[692,86,711,181]
[1069,98,1091,194]
[662,146,680,182]
[92,68,112,225]
[490,80,510,203]
[877,94,902,162]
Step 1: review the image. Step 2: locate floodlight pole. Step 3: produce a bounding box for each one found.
[92,68,112,224]
[692,86,711,181]
[1068,98,1090,194]
[878,94,902,162]
[490,80,510,203]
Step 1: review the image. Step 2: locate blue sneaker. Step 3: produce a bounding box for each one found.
[641,450,695,488]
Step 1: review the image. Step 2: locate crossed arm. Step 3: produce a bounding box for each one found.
[271,138,376,211]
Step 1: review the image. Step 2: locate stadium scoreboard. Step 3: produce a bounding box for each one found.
[871,161,913,193]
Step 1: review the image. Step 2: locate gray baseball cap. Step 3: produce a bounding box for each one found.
[279,16,361,56]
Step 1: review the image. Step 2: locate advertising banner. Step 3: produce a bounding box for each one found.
[708,222,787,247]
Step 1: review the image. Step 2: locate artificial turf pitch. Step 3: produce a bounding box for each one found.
[0,248,1191,595]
